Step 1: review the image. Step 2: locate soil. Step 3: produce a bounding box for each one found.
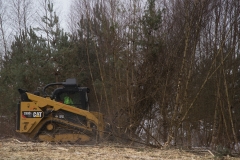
[0,138,239,160]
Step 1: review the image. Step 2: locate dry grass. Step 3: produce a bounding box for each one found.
[0,138,238,160]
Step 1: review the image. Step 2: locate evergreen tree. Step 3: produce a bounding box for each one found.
[0,28,52,112]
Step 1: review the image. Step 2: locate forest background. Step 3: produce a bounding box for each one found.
[0,0,240,154]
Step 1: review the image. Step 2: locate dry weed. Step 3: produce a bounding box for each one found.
[0,138,238,160]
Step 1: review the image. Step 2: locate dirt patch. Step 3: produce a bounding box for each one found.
[0,138,237,160]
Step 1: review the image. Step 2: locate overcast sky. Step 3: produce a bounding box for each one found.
[55,0,73,30]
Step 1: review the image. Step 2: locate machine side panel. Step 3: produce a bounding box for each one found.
[19,102,44,133]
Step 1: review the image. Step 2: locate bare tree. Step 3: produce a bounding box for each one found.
[0,0,9,57]
[63,0,240,151]
[8,0,34,34]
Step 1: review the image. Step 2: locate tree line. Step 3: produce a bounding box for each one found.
[0,0,240,153]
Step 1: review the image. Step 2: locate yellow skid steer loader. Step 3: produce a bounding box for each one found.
[16,78,104,143]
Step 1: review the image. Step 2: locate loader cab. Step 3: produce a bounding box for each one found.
[53,87,89,110]
[43,79,90,110]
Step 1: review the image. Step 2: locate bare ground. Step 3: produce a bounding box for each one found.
[0,138,239,160]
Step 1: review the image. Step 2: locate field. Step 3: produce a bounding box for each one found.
[0,138,239,160]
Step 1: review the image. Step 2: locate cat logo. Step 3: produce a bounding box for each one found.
[33,112,43,118]
[22,111,44,118]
